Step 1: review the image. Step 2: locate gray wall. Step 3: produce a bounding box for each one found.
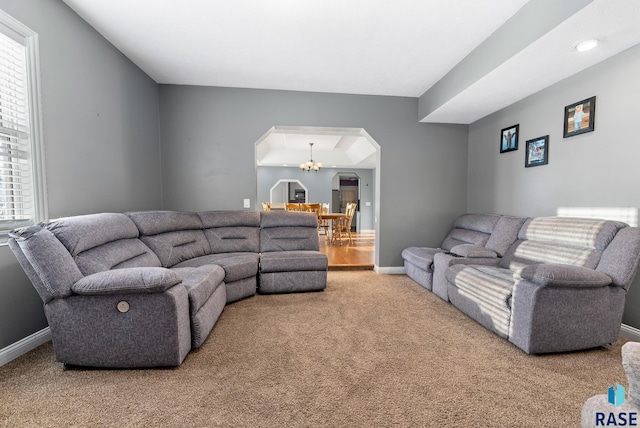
[257,166,375,230]
[159,85,469,267]
[0,0,162,348]
[467,43,640,328]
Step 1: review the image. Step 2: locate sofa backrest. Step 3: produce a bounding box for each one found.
[260,211,319,252]
[440,214,501,251]
[44,212,162,276]
[484,215,528,257]
[198,211,260,254]
[500,216,627,272]
[126,211,210,267]
[596,226,640,289]
[9,225,84,303]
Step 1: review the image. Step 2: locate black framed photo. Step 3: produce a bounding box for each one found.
[525,135,549,168]
[500,124,519,153]
[563,96,596,137]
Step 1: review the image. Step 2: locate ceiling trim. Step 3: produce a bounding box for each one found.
[255,125,380,169]
[418,0,593,123]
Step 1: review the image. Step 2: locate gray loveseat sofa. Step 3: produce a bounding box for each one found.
[404,215,640,354]
[8,210,328,368]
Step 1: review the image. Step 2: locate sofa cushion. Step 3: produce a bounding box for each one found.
[72,267,181,295]
[260,211,318,228]
[596,227,640,289]
[440,214,501,251]
[172,253,259,282]
[126,211,211,267]
[203,226,260,254]
[171,265,225,315]
[454,214,502,234]
[485,215,528,257]
[198,211,260,228]
[401,247,444,272]
[260,211,320,252]
[126,211,204,236]
[9,226,83,303]
[260,251,328,273]
[259,270,327,294]
[500,240,603,273]
[518,217,626,250]
[139,230,210,267]
[449,244,498,258]
[199,211,260,254]
[499,217,630,272]
[446,264,515,337]
[518,263,612,287]
[446,264,515,309]
[44,213,139,256]
[74,238,162,276]
[441,228,492,252]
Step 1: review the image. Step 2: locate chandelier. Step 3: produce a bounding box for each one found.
[299,143,323,172]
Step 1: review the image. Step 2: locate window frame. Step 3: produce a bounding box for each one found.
[0,10,47,245]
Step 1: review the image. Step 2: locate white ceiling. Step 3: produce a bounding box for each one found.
[61,0,640,165]
[256,127,378,169]
[62,0,529,97]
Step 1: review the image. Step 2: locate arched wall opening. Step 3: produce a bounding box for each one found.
[255,126,381,266]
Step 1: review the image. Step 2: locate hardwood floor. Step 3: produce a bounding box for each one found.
[319,231,375,270]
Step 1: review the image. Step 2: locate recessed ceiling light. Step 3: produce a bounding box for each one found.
[282,164,288,167]
[331,165,337,168]
[575,39,599,52]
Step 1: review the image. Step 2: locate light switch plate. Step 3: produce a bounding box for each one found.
[243,199,250,208]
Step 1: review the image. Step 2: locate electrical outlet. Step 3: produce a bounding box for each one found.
[365,201,371,207]
[243,199,250,208]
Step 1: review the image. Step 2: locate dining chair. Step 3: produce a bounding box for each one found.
[304,203,323,231]
[261,202,271,212]
[286,203,301,211]
[333,202,357,245]
[318,203,330,236]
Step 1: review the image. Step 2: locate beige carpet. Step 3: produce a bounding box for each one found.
[0,272,627,427]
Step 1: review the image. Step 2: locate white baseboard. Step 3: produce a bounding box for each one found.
[0,327,51,367]
[374,266,405,274]
[360,229,375,234]
[620,323,640,342]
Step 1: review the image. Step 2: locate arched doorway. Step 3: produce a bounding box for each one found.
[269,179,308,209]
[255,126,381,269]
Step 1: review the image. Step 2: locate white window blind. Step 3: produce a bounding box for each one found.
[0,12,46,244]
[0,33,31,232]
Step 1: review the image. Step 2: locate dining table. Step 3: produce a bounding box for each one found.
[317,212,348,245]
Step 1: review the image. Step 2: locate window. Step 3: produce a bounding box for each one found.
[0,11,46,244]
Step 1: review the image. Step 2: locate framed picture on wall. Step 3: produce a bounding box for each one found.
[525,135,549,167]
[563,96,596,137]
[500,124,519,153]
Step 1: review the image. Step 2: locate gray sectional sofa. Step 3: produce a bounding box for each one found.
[8,210,327,368]
[403,214,640,354]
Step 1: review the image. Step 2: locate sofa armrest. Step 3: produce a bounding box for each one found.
[518,263,612,288]
[449,244,498,259]
[72,267,182,295]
